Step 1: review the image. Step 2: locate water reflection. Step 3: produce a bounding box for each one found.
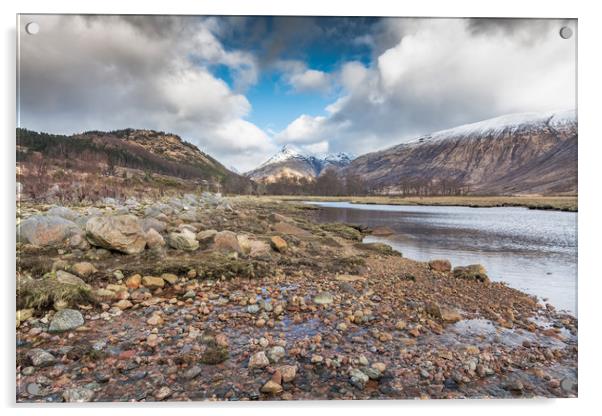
[308,201,577,314]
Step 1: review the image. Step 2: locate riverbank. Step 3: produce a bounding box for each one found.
[16,194,577,402]
[262,195,578,212]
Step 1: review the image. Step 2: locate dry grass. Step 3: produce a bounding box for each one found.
[17,276,93,311]
[252,195,577,212]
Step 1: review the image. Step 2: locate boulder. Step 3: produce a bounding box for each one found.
[211,230,242,254]
[196,229,217,244]
[371,226,395,236]
[48,309,84,332]
[17,215,81,247]
[145,228,166,250]
[71,262,97,278]
[142,276,165,289]
[428,259,452,273]
[85,215,146,254]
[46,206,80,221]
[167,229,199,251]
[270,236,288,253]
[141,217,167,233]
[272,222,311,237]
[453,264,490,283]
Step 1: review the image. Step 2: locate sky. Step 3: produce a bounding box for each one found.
[18,15,577,172]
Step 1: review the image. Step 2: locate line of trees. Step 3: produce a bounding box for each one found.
[259,170,469,197]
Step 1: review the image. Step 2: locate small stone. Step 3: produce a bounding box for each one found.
[125,274,142,289]
[371,362,386,373]
[337,322,348,331]
[154,386,172,401]
[63,387,94,402]
[71,262,97,277]
[113,299,133,310]
[161,273,178,285]
[311,354,324,364]
[313,292,334,305]
[261,380,283,394]
[26,383,41,396]
[395,320,407,330]
[142,276,165,289]
[278,365,297,382]
[48,309,84,332]
[248,351,270,369]
[349,368,369,389]
[247,304,260,314]
[182,366,202,380]
[147,314,164,326]
[267,346,285,363]
[27,348,55,367]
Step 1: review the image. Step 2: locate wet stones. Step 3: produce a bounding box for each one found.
[48,309,84,332]
[63,387,94,402]
[199,332,229,365]
[154,386,173,401]
[453,264,490,283]
[27,348,56,367]
[167,229,199,251]
[349,368,369,389]
[278,365,297,382]
[270,236,287,253]
[428,259,452,273]
[424,301,462,323]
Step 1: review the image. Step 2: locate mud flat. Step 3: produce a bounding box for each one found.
[16,194,577,402]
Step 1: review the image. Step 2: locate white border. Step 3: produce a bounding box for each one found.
[2,1,600,415]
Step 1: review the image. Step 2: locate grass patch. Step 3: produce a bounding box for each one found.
[17,276,93,311]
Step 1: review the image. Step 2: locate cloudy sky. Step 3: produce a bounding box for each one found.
[18,15,576,171]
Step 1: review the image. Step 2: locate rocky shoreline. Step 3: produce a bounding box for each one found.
[16,193,578,402]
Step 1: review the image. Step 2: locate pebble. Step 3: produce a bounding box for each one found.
[154,386,173,401]
[27,348,56,367]
[267,346,285,363]
[261,380,283,394]
[63,387,94,402]
[249,351,270,369]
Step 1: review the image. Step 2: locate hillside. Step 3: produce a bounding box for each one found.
[16,128,254,201]
[344,110,577,196]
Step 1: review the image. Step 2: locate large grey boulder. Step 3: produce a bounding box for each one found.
[46,206,80,221]
[85,214,146,254]
[17,215,82,247]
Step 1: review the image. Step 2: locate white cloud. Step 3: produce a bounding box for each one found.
[276,18,577,155]
[19,15,275,172]
[276,60,333,94]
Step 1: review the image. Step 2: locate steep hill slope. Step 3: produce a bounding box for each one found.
[344,110,577,195]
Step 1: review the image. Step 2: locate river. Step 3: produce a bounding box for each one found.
[307,201,577,314]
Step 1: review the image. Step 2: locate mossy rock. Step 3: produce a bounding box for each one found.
[452,264,489,283]
[320,223,363,241]
[354,242,402,257]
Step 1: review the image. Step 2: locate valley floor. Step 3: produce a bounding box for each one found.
[264,195,578,212]
[16,194,577,402]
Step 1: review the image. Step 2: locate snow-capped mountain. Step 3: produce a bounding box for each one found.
[246,145,356,183]
[345,109,577,195]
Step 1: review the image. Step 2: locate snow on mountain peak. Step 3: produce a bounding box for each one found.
[399,109,576,149]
